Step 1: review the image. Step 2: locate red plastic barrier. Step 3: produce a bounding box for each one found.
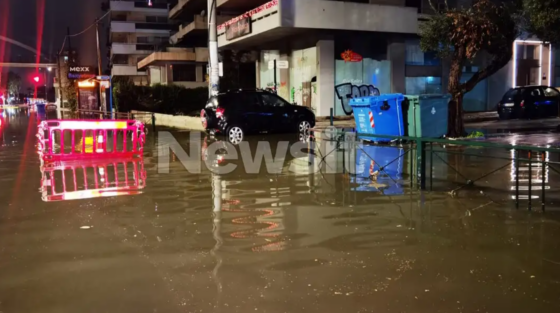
[37,119,145,161]
[40,156,146,202]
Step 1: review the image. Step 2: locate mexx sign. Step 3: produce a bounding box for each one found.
[69,66,93,73]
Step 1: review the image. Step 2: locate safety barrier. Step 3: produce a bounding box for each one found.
[40,156,146,202]
[37,119,146,161]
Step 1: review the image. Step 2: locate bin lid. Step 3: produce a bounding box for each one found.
[418,94,451,100]
[374,94,405,102]
[349,96,376,107]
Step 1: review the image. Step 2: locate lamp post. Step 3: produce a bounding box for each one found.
[208,0,219,96]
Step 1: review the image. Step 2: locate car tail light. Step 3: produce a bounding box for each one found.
[216,107,225,118]
[520,100,524,107]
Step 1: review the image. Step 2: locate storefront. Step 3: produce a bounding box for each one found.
[217,0,418,117]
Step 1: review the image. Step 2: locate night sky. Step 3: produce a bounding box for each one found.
[1,0,107,89]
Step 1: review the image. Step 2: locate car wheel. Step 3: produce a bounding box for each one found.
[297,120,312,133]
[226,125,244,144]
[498,112,507,120]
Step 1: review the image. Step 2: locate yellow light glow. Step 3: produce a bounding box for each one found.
[78,80,96,88]
[58,121,128,130]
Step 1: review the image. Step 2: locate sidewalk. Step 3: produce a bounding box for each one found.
[464,111,498,123]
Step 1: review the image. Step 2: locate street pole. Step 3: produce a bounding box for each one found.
[207,0,219,97]
[95,18,107,113]
[95,19,103,77]
[57,54,64,108]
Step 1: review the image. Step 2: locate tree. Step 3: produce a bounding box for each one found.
[524,0,560,44]
[7,71,21,97]
[420,0,522,137]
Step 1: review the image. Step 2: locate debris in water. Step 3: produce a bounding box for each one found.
[157,236,162,242]
[80,226,92,229]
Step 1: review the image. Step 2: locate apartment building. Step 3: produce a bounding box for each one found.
[134,0,557,114]
[106,0,175,85]
[138,0,237,88]
[215,0,426,116]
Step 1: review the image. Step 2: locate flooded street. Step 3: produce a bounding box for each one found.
[1,111,560,312]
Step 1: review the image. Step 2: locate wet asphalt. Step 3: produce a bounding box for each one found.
[1,110,560,312]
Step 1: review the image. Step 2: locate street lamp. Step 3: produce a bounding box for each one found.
[47,67,52,72]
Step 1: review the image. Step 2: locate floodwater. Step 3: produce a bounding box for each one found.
[1,110,560,312]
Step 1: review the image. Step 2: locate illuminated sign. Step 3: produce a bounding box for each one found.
[78,80,96,88]
[70,66,92,72]
[68,66,95,80]
[341,50,363,63]
[218,0,278,31]
[225,16,251,40]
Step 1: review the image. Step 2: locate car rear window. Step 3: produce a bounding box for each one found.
[503,89,520,98]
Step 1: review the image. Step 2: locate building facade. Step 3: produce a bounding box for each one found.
[138,0,233,88]
[106,0,175,85]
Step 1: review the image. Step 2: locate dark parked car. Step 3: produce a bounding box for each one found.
[201,89,316,143]
[497,85,560,120]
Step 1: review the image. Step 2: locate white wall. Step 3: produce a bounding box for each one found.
[132,110,204,130]
[280,0,418,34]
[290,47,317,108]
[316,40,335,117]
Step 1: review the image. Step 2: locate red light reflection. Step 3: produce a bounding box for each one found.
[40,156,146,202]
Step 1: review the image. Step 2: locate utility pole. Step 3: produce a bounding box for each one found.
[207,0,219,96]
[67,27,72,53]
[95,18,107,113]
[95,18,103,76]
[57,53,64,108]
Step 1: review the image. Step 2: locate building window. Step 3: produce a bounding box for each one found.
[137,36,167,44]
[173,64,197,82]
[405,77,442,95]
[405,40,440,66]
[146,16,168,23]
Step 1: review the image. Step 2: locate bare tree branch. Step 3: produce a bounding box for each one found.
[460,51,512,94]
[428,0,438,14]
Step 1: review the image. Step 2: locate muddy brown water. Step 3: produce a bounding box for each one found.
[1,110,560,312]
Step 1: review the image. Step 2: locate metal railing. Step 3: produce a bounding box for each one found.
[322,130,560,212]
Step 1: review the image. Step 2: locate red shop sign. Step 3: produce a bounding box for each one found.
[341,50,363,62]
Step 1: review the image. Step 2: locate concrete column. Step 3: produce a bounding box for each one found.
[167,64,173,84]
[316,40,335,117]
[196,65,203,82]
[279,52,290,101]
[387,39,406,94]
[255,59,261,88]
[542,44,551,86]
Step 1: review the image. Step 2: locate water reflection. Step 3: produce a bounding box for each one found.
[39,156,146,202]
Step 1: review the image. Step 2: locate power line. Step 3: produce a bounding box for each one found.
[58,10,111,56]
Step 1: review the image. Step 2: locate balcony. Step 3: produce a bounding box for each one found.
[217,0,267,11]
[111,21,174,35]
[112,64,147,76]
[138,47,209,70]
[111,43,157,55]
[169,0,206,20]
[171,15,232,44]
[109,1,168,14]
[217,0,417,48]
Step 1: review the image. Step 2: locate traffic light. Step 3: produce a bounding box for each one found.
[33,76,41,84]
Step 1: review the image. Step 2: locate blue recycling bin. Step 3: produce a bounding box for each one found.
[36,103,46,117]
[352,144,404,195]
[350,94,405,142]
